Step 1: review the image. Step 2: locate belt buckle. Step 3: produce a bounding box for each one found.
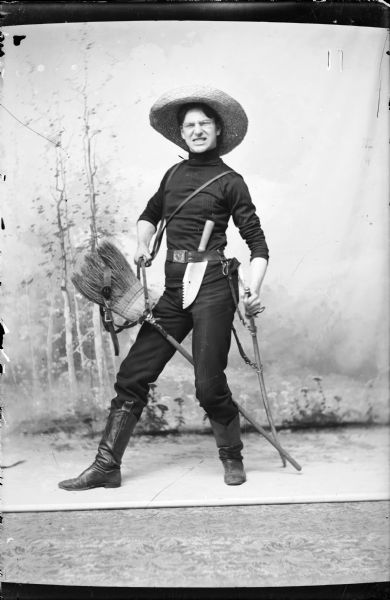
[173,250,187,263]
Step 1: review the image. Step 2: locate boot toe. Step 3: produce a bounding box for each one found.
[58,465,121,491]
[58,478,79,491]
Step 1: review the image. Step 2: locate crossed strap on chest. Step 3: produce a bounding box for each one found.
[149,162,234,262]
[100,164,234,354]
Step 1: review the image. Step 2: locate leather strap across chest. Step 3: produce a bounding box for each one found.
[150,163,234,261]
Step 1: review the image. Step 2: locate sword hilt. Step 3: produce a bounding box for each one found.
[239,270,264,320]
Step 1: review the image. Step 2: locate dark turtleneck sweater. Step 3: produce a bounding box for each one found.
[138,148,269,287]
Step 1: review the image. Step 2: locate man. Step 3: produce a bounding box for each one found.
[58,85,269,491]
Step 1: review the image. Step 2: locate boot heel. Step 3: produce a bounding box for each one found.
[103,470,121,488]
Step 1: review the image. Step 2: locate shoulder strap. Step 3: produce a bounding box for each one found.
[150,168,234,260]
[148,162,184,262]
[164,161,184,193]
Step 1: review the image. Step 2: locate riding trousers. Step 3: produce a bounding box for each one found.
[111,268,239,425]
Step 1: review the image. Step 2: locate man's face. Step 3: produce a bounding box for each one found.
[180,107,221,154]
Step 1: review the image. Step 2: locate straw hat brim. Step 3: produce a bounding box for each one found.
[149,86,248,156]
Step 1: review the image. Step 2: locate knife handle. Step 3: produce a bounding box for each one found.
[198,219,215,251]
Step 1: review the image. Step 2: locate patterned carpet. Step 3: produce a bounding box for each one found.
[2,502,389,587]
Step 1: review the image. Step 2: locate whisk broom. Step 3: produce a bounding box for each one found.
[72,240,156,322]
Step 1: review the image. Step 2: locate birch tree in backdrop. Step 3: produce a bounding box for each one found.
[4,32,135,421]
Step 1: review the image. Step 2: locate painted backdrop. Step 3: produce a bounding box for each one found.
[1,21,388,432]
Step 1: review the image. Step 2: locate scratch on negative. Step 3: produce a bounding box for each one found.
[377,32,389,118]
[147,459,205,506]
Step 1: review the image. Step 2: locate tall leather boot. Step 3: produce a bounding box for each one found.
[58,401,138,491]
[209,414,246,486]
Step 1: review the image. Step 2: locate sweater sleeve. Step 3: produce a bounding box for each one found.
[226,175,269,261]
[137,180,164,228]
[137,163,184,227]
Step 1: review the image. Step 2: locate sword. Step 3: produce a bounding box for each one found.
[239,266,287,468]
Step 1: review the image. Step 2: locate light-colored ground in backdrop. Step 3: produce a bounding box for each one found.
[2,426,389,511]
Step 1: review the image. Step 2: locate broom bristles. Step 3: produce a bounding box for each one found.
[71,240,154,321]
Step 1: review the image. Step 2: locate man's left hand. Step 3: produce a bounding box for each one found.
[242,291,262,317]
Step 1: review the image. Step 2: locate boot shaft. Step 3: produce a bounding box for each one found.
[96,402,139,469]
[209,414,243,461]
[58,403,139,491]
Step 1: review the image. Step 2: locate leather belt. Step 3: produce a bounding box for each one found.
[166,249,223,264]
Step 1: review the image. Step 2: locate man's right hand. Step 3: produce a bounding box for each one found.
[134,244,152,266]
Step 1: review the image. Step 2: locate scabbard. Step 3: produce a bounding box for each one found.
[248,315,287,467]
[235,401,302,471]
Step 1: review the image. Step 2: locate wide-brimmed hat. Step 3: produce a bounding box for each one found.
[149,85,248,155]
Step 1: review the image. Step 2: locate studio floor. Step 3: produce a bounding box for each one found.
[1,426,389,587]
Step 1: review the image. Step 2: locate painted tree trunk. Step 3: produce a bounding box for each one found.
[92,303,106,405]
[73,290,87,371]
[103,328,118,384]
[62,282,77,402]
[46,285,56,392]
[24,282,39,399]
